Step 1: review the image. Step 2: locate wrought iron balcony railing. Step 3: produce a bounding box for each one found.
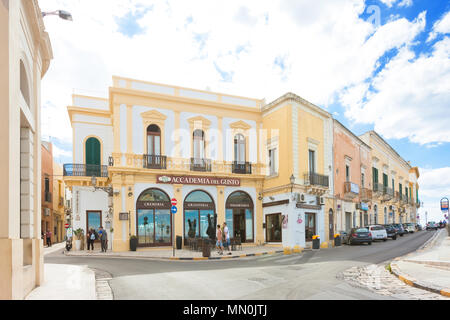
[382,186,394,201]
[63,164,108,178]
[143,155,167,170]
[304,172,329,188]
[373,183,384,196]
[190,158,212,172]
[232,162,252,174]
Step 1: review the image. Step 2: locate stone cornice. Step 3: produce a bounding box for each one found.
[263,92,332,119]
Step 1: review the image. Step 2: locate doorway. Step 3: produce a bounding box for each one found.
[329,209,334,240]
[225,191,254,243]
[345,212,352,232]
[305,212,316,241]
[266,213,282,242]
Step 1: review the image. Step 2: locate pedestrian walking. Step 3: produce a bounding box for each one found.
[46,230,52,247]
[216,225,223,255]
[87,229,95,251]
[223,222,231,255]
[99,226,108,252]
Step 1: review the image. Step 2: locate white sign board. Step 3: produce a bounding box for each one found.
[66,228,73,239]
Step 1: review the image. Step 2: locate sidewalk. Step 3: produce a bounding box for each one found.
[25,242,96,300]
[391,229,450,297]
[65,244,288,260]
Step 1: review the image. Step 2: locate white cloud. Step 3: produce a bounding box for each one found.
[427,10,450,42]
[379,0,398,8]
[342,31,450,145]
[398,0,413,8]
[38,1,443,151]
[417,167,450,224]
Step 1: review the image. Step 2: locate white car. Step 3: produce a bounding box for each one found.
[368,225,388,241]
[404,223,415,233]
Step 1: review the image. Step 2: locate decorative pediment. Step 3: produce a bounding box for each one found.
[141,109,167,121]
[230,120,252,130]
[188,115,211,127]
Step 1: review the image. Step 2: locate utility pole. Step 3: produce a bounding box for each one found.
[425,211,428,225]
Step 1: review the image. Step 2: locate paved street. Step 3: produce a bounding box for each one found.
[45,230,438,299]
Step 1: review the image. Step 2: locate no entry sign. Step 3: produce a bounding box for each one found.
[65,223,69,229]
[171,198,177,206]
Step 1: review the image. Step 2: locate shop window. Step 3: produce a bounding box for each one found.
[226,191,254,242]
[184,190,215,244]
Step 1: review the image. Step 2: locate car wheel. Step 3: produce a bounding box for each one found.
[383,239,387,242]
[368,242,372,245]
[393,236,397,240]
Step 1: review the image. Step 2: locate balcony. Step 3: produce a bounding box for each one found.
[360,188,372,202]
[344,182,359,199]
[143,154,167,170]
[190,158,212,172]
[382,186,394,201]
[44,191,52,203]
[63,164,108,178]
[232,162,252,175]
[373,183,384,197]
[304,172,329,188]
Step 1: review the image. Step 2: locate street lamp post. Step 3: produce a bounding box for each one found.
[42,10,73,21]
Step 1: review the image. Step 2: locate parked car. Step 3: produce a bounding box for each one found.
[383,224,398,240]
[368,225,388,241]
[404,223,415,233]
[426,222,438,231]
[416,224,422,231]
[392,224,407,236]
[345,228,372,245]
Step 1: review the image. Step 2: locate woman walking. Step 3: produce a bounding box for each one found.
[216,225,224,255]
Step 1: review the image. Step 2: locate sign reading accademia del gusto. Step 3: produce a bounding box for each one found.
[157,175,240,186]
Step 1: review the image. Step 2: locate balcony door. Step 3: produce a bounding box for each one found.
[85,137,101,177]
[147,125,162,168]
[193,129,206,166]
[234,134,246,163]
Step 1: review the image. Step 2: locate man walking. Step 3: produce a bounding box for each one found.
[99,227,108,252]
[46,230,52,247]
[216,225,223,255]
[223,222,232,255]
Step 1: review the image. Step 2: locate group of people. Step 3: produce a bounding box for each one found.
[86,227,108,252]
[215,222,232,255]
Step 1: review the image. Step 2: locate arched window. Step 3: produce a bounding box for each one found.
[193,129,205,160]
[136,188,171,247]
[147,125,161,156]
[20,60,31,107]
[85,137,101,176]
[184,190,215,243]
[234,134,246,163]
[226,191,254,242]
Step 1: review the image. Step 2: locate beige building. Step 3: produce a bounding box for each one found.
[53,161,66,243]
[0,0,53,299]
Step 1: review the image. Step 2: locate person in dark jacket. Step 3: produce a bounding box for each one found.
[99,227,108,252]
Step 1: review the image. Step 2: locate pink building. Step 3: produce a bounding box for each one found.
[333,120,372,232]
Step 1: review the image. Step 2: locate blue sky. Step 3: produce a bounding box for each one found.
[39,0,450,223]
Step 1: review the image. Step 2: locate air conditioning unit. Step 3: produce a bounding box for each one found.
[320,197,325,205]
[44,208,50,216]
[299,193,306,203]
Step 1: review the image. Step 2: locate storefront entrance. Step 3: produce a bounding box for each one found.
[305,212,316,241]
[266,213,281,242]
[184,190,216,245]
[136,188,172,247]
[225,191,254,243]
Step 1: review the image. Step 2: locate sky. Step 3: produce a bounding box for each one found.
[38,0,450,224]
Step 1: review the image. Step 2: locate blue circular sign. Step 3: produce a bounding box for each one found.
[171,206,178,214]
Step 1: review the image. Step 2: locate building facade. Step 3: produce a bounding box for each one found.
[359,131,419,226]
[333,120,372,233]
[41,142,54,245]
[53,161,66,243]
[64,77,334,251]
[0,0,53,299]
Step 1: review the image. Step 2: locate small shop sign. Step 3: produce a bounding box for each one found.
[119,212,129,220]
[157,175,240,186]
[361,203,369,211]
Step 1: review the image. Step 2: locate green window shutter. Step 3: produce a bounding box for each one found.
[383,174,388,187]
[85,137,101,177]
[372,168,378,184]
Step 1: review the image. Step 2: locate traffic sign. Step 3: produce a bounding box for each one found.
[441,198,449,213]
[65,223,69,229]
[171,198,177,206]
[171,206,178,214]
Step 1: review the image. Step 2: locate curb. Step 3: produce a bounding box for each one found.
[65,250,288,261]
[390,262,450,298]
[91,268,114,300]
[389,230,450,298]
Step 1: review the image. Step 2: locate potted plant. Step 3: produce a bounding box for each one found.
[73,228,84,251]
[130,235,138,251]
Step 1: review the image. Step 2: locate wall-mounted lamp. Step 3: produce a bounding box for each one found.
[258,192,263,201]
